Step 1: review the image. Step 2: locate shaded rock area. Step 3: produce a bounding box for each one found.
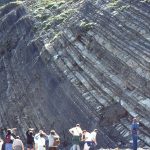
[99,103,128,126]
[0,0,150,148]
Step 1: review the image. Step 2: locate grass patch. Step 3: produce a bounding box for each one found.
[44,8,75,30]
[107,0,120,8]
[141,0,150,2]
[41,0,66,9]
[80,20,95,31]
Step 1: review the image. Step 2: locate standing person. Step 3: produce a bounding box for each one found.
[90,129,98,150]
[34,130,47,150]
[48,130,60,150]
[69,124,82,150]
[5,129,14,150]
[12,136,24,150]
[26,128,35,150]
[0,138,4,150]
[131,118,139,150]
[81,130,92,150]
[0,128,5,140]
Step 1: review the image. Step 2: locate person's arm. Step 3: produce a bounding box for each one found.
[42,131,48,137]
[12,141,14,150]
[81,134,86,141]
[34,133,40,138]
[130,124,133,134]
[78,128,82,136]
[69,128,74,135]
[11,133,16,139]
[26,130,29,136]
[91,132,97,144]
[21,141,24,150]
[55,133,60,138]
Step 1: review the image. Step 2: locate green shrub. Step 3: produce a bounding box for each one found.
[107,0,120,8]
[80,21,95,31]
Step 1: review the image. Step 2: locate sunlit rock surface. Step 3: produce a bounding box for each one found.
[0,0,150,148]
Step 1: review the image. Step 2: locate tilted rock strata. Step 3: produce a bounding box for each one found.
[0,1,97,142]
[43,0,150,146]
[0,0,150,147]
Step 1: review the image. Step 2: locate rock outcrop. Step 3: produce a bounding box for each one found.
[0,0,150,148]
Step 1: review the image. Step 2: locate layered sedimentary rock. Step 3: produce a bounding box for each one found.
[0,1,96,143]
[0,0,150,148]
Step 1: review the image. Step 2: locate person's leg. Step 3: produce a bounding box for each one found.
[5,144,8,150]
[72,144,76,150]
[34,143,38,150]
[77,144,80,150]
[132,135,138,150]
[83,143,90,150]
[5,143,12,150]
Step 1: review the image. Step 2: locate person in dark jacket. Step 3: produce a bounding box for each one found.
[26,129,35,150]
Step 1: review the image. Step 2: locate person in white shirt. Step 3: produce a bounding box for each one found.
[48,130,60,150]
[12,136,24,150]
[69,124,82,150]
[34,130,46,150]
[81,130,92,150]
[90,129,98,150]
[0,138,3,150]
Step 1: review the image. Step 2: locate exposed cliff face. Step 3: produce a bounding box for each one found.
[0,0,150,148]
[0,1,96,142]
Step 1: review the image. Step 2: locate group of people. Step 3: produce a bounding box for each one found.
[0,128,24,150]
[69,124,98,150]
[0,124,97,150]
[0,128,60,150]
[0,118,140,150]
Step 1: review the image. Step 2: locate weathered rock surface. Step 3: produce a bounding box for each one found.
[0,0,150,148]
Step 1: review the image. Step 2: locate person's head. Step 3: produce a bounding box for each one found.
[39,130,44,137]
[76,124,80,127]
[16,136,20,139]
[7,129,11,135]
[39,130,43,134]
[82,130,86,134]
[50,130,55,135]
[133,117,137,123]
[29,130,33,136]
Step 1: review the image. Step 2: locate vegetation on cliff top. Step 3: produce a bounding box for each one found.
[25,0,78,39]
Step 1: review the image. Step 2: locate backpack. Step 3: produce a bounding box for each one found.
[5,134,12,143]
[53,137,60,146]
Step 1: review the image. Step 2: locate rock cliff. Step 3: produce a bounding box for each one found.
[0,0,150,148]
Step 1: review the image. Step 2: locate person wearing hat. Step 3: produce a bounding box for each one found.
[48,130,60,150]
[69,124,82,150]
[131,117,139,150]
[12,136,24,150]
